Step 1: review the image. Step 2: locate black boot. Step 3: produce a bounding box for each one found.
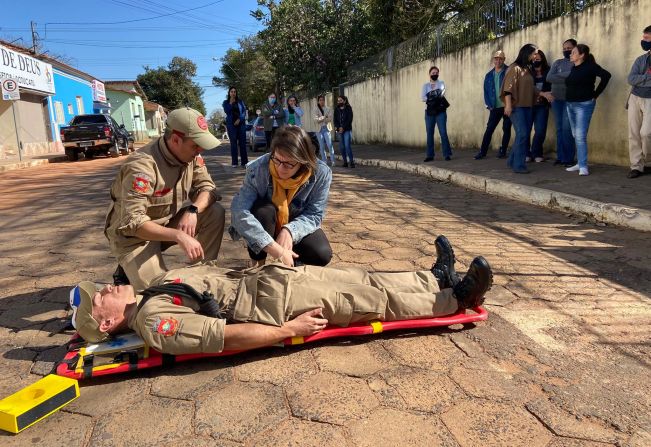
[453,256,493,309]
[431,235,460,289]
[113,265,130,286]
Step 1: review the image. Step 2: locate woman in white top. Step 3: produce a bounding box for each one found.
[421,66,452,161]
[313,95,335,166]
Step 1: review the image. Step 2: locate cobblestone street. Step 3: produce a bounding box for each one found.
[0,151,649,446]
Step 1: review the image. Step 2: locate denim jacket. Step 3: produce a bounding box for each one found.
[483,66,508,108]
[222,99,247,126]
[283,106,304,127]
[229,153,332,253]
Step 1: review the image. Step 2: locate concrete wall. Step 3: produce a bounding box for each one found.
[48,69,94,142]
[327,0,648,166]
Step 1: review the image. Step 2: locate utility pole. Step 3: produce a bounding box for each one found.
[30,21,38,54]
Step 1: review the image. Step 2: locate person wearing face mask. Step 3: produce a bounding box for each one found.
[284,95,304,128]
[547,39,578,166]
[501,44,543,174]
[261,92,285,151]
[626,25,651,179]
[564,44,611,176]
[421,66,452,162]
[529,50,552,163]
[475,50,511,160]
[334,95,355,167]
[230,126,333,267]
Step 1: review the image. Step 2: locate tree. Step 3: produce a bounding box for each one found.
[137,57,206,115]
[207,109,226,137]
[212,36,277,113]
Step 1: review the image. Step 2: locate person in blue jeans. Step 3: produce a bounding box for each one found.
[546,39,577,166]
[313,95,335,166]
[222,86,248,168]
[564,44,611,176]
[529,50,552,162]
[422,66,452,161]
[502,44,544,174]
[334,95,355,168]
[475,50,511,160]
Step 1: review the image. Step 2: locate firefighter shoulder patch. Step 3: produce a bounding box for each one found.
[152,317,179,337]
[132,173,152,194]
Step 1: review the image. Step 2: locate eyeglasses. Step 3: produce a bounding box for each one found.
[270,155,299,169]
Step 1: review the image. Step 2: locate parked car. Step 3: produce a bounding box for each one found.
[246,116,266,151]
[60,114,134,161]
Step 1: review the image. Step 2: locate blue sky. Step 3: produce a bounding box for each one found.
[1,0,263,114]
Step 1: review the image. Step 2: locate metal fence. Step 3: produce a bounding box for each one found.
[347,0,610,84]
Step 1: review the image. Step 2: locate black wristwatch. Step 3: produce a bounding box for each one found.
[187,205,199,214]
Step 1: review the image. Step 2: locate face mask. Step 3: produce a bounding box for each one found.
[430,74,439,81]
[268,97,276,104]
[563,50,572,59]
[641,40,651,52]
[532,60,542,68]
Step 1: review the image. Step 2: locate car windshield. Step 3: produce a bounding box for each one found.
[70,115,107,125]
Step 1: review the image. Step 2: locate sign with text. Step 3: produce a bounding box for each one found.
[0,45,55,95]
[1,78,20,100]
[92,80,106,102]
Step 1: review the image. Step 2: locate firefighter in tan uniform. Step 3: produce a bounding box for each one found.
[70,237,493,354]
[105,107,225,291]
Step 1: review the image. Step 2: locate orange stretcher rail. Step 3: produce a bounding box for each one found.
[54,307,487,380]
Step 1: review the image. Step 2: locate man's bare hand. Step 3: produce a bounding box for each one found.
[177,211,198,237]
[285,308,328,337]
[176,231,204,262]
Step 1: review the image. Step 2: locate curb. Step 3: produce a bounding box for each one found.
[0,155,68,173]
[350,157,651,233]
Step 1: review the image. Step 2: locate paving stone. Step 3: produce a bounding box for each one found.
[313,341,396,377]
[545,439,616,447]
[484,284,519,307]
[441,400,553,446]
[195,381,287,442]
[249,419,348,447]
[287,371,379,425]
[0,302,66,330]
[348,239,391,250]
[379,246,423,260]
[526,399,623,444]
[381,367,465,413]
[150,360,233,399]
[1,411,92,447]
[449,365,524,401]
[346,408,458,447]
[381,334,465,371]
[67,376,150,417]
[337,248,383,264]
[234,348,317,385]
[90,397,194,446]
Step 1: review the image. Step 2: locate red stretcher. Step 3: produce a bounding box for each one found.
[54,306,487,380]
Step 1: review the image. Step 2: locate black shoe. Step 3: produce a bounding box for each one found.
[350,162,356,168]
[553,160,562,166]
[453,256,493,309]
[113,265,130,286]
[444,156,451,161]
[423,157,434,162]
[342,162,349,168]
[562,162,574,167]
[431,235,460,289]
[474,152,486,160]
[497,150,507,159]
[627,169,643,178]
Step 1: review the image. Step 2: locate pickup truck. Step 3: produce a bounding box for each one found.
[60,114,135,161]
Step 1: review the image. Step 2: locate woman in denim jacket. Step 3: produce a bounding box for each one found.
[230,126,333,267]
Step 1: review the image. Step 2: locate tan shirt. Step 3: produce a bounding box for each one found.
[105,137,219,255]
[500,65,537,108]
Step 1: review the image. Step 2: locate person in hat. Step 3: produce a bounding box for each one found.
[70,236,493,355]
[105,107,226,291]
[475,50,512,160]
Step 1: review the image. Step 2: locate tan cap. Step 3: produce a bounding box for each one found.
[165,107,220,150]
[70,281,109,343]
[493,50,506,59]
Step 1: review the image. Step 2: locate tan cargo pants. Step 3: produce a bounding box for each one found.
[120,203,225,291]
[230,263,459,327]
[628,94,651,172]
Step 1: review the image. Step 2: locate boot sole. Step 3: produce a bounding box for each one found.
[471,256,493,295]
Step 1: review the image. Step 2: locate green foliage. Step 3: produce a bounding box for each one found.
[137,57,206,115]
[212,35,277,113]
[207,109,226,137]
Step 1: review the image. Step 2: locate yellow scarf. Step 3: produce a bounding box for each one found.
[269,159,312,235]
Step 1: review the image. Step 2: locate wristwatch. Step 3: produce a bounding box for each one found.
[187,205,199,214]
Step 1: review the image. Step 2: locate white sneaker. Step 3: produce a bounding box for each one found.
[534,157,544,163]
[579,167,589,176]
[566,164,580,172]
[526,156,532,162]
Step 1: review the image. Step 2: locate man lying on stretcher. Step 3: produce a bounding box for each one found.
[70,236,492,355]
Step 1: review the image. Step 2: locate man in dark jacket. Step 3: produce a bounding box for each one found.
[627,25,651,178]
[475,50,512,160]
[334,95,355,167]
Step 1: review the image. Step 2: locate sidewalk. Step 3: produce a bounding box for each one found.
[348,144,651,232]
[0,152,68,172]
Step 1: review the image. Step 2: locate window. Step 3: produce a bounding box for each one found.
[54,101,65,124]
[75,96,84,115]
[67,103,73,115]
